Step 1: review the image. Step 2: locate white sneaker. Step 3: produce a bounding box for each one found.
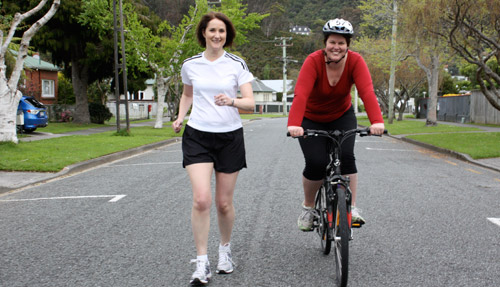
[352,206,366,225]
[298,203,317,231]
[216,243,235,274]
[190,259,212,285]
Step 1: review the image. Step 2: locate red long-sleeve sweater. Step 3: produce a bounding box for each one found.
[288,49,384,126]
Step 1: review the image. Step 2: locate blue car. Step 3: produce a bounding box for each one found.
[17,95,48,133]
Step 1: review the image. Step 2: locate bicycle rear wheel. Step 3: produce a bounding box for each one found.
[333,185,349,287]
[315,184,331,255]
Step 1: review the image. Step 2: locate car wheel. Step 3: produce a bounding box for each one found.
[23,127,37,133]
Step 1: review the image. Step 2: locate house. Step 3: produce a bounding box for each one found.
[260,79,295,102]
[289,25,311,36]
[17,51,61,105]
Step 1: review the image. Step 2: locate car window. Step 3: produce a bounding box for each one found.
[25,97,45,108]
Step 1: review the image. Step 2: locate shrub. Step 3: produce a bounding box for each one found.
[88,103,112,124]
[59,110,73,122]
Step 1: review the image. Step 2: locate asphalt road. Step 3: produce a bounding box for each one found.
[1,117,499,287]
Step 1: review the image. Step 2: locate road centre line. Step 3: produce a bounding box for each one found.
[466,168,482,174]
[365,147,417,152]
[487,218,500,227]
[0,194,126,203]
[110,162,182,167]
[445,160,458,166]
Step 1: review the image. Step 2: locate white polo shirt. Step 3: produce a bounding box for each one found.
[181,51,254,133]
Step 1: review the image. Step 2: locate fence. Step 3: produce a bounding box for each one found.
[416,89,500,124]
[470,90,500,125]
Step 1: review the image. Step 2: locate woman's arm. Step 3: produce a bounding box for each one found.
[172,84,193,133]
[234,82,254,111]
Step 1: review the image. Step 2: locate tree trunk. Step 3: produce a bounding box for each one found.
[426,54,439,126]
[154,75,167,129]
[71,57,90,124]
[0,90,22,143]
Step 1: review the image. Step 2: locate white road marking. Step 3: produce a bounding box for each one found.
[365,147,417,152]
[110,162,182,167]
[0,194,126,203]
[487,218,500,227]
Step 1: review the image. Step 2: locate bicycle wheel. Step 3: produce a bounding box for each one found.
[315,184,331,255]
[333,185,349,287]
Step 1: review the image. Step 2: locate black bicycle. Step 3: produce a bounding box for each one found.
[290,127,385,287]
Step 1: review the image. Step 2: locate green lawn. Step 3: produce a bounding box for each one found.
[1,126,178,172]
[42,122,109,134]
[357,116,500,159]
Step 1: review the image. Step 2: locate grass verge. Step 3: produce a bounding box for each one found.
[1,126,178,172]
[357,116,500,159]
[407,132,500,159]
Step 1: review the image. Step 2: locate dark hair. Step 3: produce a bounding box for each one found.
[323,33,351,47]
[196,12,236,48]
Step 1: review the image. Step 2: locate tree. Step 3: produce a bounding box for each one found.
[359,0,401,124]
[443,0,500,110]
[22,0,119,124]
[0,0,60,143]
[399,0,452,126]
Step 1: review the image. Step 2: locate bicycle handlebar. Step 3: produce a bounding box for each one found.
[287,128,388,138]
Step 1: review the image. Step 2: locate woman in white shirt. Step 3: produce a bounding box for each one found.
[172,11,255,286]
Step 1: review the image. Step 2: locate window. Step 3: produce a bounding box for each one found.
[42,79,55,98]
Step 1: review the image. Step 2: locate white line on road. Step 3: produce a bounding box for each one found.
[366,147,418,152]
[487,218,500,227]
[0,195,126,203]
[110,162,182,167]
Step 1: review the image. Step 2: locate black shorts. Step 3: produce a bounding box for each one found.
[299,106,357,180]
[182,125,247,173]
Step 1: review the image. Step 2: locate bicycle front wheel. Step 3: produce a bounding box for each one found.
[315,184,331,255]
[333,185,349,287]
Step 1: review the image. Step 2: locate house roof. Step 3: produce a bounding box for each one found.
[10,50,61,71]
[23,54,61,71]
[260,80,294,93]
[251,78,275,92]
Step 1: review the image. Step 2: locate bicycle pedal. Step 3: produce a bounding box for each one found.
[351,223,364,228]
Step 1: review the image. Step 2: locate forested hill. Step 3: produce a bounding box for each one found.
[143,0,364,80]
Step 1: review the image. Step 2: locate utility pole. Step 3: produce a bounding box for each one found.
[275,37,293,116]
[119,0,130,132]
[388,0,398,124]
[113,0,120,132]
[113,0,130,133]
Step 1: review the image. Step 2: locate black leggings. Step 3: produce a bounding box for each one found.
[299,107,357,181]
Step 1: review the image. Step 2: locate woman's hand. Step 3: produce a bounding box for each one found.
[172,119,183,133]
[288,126,304,137]
[369,123,385,135]
[214,93,233,106]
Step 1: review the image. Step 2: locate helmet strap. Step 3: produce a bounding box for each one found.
[324,49,348,65]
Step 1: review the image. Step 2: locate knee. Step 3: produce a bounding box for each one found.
[216,199,233,215]
[193,193,211,212]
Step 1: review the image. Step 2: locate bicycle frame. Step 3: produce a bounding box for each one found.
[291,127,381,287]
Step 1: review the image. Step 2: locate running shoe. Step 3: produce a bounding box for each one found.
[216,244,235,274]
[352,206,366,225]
[190,259,212,286]
[298,204,317,231]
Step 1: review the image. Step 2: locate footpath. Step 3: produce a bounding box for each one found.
[1,119,499,193]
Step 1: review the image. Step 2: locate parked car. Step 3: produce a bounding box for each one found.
[17,95,48,133]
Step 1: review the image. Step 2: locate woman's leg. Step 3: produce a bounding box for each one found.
[344,173,357,206]
[186,162,214,256]
[214,171,239,245]
[303,176,323,207]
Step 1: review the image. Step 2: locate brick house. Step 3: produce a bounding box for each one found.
[19,52,61,105]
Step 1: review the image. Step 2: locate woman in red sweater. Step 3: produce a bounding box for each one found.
[287,19,385,231]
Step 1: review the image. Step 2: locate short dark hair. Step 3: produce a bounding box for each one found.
[196,12,236,48]
[323,33,351,47]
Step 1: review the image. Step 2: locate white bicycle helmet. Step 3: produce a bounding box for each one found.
[322,18,354,36]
